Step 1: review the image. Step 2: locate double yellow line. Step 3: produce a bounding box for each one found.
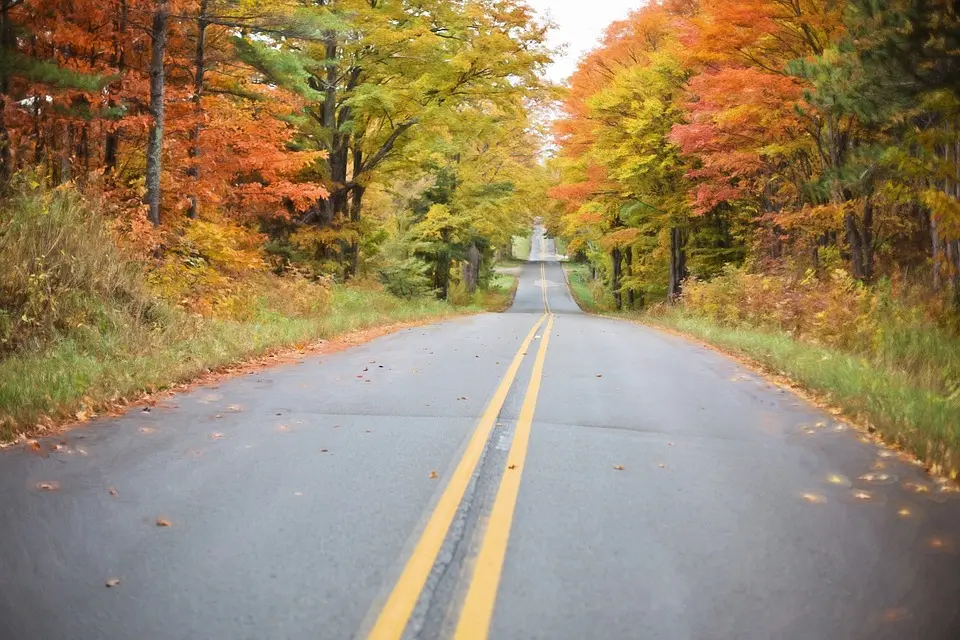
[368,263,555,640]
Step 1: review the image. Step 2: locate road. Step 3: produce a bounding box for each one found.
[3,228,960,639]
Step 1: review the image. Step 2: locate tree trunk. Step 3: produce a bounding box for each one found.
[105,0,127,174]
[346,182,364,276]
[844,211,865,280]
[463,242,480,293]
[668,227,686,302]
[624,245,634,309]
[145,0,169,226]
[862,198,874,281]
[611,247,622,310]
[0,0,15,187]
[187,0,209,219]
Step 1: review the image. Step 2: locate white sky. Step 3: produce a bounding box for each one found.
[526,0,645,84]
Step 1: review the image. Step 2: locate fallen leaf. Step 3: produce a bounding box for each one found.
[658,463,666,469]
[881,608,912,623]
[36,481,60,491]
[800,491,827,504]
[429,471,439,479]
[155,517,172,527]
[825,473,851,487]
[213,414,223,420]
[138,426,156,434]
[667,442,674,446]
[210,432,224,439]
[276,425,291,432]
[508,464,517,470]
[108,488,118,496]
[227,404,241,412]
[141,407,151,414]
[595,374,602,378]
[613,465,625,471]
[105,578,121,588]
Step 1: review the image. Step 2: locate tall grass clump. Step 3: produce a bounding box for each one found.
[0,178,175,356]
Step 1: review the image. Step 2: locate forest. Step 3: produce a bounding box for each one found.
[0,0,551,433]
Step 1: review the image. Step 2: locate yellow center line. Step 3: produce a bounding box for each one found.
[540,261,551,314]
[367,312,547,640]
[453,312,556,640]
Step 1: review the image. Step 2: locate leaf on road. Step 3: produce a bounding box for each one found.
[36,481,60,491]
[881,608,912,623]
[210,431,224,439]
[800,491,826,504]
[658,463,666,469]
[320,449,329,453]
[138,426,156,434]
[429,471,439,479]
[667,442,674,446]
[903,481,930,494]
[825,473,851,487]
[595,374,602,378]
[156,517,172,527]
[108,488,118,496]
[508,464,517,470]
[105,578,121,588]
[613,465,625,471]
[276,424,291,432]
[926,535,956,554]
[227,405,242,412]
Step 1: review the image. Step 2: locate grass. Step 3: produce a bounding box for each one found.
[0,285,482,439]
[562,262,609,312]
[511,235,531,261]
[484,273,519,312]
[644,309,960,477]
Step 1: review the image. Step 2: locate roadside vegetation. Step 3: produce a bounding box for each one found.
[0,182,512,439]
[549,1,960,475]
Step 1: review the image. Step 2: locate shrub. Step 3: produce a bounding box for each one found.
[0,178,166,355]
[679,265,960,396]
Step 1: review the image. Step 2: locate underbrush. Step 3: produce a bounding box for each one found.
[563,262,613,312]
[679,266,960,399]
[0,184,483,440]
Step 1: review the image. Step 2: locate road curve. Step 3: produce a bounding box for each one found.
[2,228,960,639]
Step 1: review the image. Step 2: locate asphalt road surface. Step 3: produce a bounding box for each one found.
[3,228,960,639]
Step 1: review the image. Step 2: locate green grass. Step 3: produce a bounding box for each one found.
[644,310,960,476]
[511,235,531,261]
[485,273,519,311]
[0,285,479,440]
[563,262,609,312]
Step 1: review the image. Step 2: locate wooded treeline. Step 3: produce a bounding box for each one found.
[0,0,551,304]
[549,0,960,313]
